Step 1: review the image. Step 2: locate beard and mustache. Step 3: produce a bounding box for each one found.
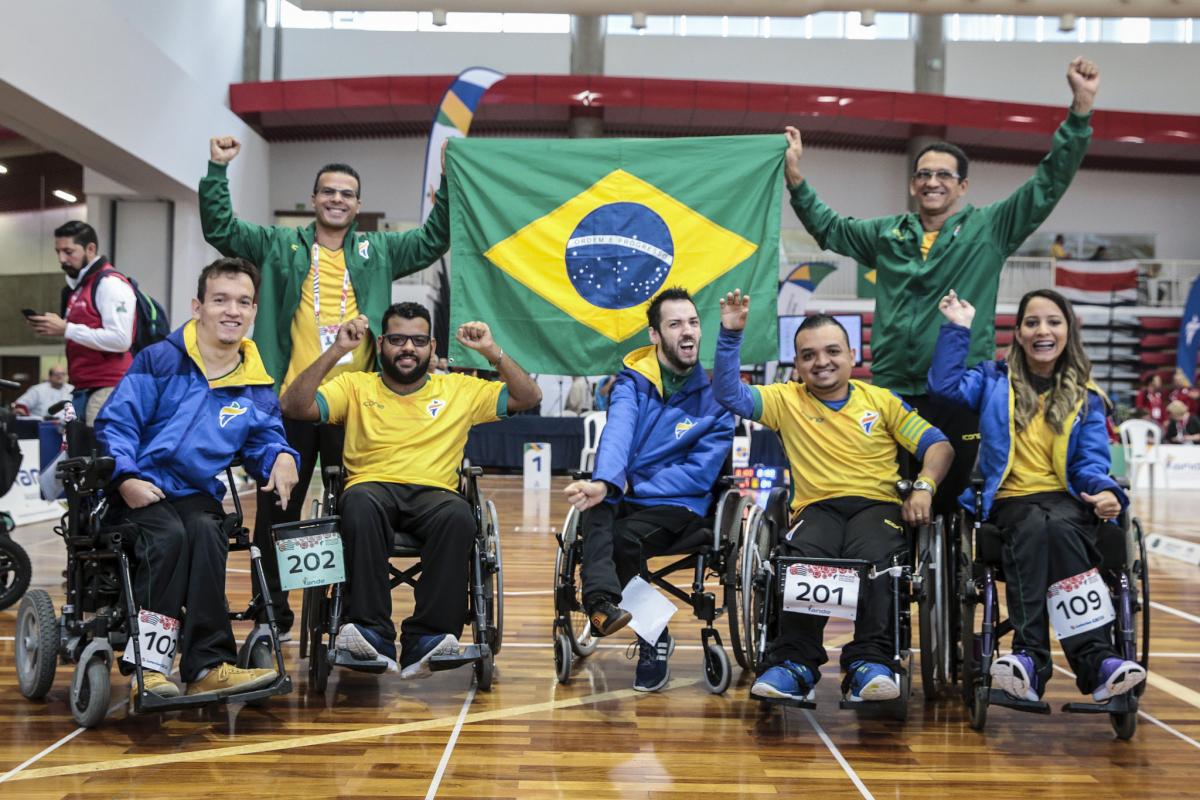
[380,348,431,386]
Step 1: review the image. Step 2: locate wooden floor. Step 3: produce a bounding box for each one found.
[1,477,1198,799]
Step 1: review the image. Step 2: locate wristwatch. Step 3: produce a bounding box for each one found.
[913,478,936,495]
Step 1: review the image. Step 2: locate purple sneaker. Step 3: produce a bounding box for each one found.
[990,652,1039,702]
[1092,658,1146,702]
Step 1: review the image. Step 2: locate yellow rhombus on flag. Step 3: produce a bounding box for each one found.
[483,169,758,343]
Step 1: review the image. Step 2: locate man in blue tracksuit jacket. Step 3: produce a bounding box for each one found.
[563,288,734,692]
[96,258,300,703]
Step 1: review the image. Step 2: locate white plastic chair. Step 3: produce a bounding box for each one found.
[1119,419,1164,498]
[578,411,607,473]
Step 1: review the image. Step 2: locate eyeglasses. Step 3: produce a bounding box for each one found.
[912,169,961,183]
[382,333,431,348]
[316,187,359,201]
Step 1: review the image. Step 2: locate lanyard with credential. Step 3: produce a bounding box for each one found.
[312,243,353,364]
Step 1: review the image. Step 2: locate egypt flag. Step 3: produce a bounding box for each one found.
[446,135,783,373]
[1054,260,1138,306]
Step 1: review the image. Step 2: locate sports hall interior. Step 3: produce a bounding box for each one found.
[1,1,1199,798]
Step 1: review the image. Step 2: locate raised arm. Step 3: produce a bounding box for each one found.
[199,136,271,265]
[712,290,759,420]
[455,321,540,413]
[385,174,450,279]
[927,292,990,412]
[279,314,370,421]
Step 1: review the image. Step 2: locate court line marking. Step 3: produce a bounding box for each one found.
[802,709,874,800]
[1150,601,1200,626]
[0,699,126,784]
[5,678,698,784]
[425,684,477,800]
[1138,709,1200,751]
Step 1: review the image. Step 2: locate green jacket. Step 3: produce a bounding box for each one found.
[199,161,450,390]
[790,110,1092,395]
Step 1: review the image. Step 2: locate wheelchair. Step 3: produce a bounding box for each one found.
[948,476,1149,739]
[298,462,503,692]
[739,483,947,721]
[13,455,292,728]
[551,473,755,693]
[0,404,33,611]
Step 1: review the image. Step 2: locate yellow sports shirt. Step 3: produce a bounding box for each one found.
[921,230,939,260]
[317,372,507,491]
[998,395,1065,498]
[755,380,938,514]
[281,246,373,394]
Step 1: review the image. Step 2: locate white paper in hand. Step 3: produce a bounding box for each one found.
[620,576,677,645]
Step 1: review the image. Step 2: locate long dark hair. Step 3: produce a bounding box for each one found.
[1008,288,1091,434]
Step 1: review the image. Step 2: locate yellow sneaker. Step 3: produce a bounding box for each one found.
[130,670,181,706]
[185,663,277,698]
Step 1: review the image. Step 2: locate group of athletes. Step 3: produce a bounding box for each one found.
[75,53,1145,711]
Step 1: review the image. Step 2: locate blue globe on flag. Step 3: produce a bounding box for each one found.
[565,202,674,310]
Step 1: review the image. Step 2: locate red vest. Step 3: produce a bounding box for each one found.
[65,259,134,389]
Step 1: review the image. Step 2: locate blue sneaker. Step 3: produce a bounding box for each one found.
[990,652,1039,702]
[400,634,461,680]
[633,629,674,692]
[1092,658,1146,702]
[846,660,901,702]
[751,661,817,701]
[335,623,397,671]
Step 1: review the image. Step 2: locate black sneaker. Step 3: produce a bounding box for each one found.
[587,598,632,638]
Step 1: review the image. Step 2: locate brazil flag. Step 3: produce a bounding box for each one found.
[446,135,783,374]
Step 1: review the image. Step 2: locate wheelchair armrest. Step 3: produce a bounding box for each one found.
[58,455,115,488]
[1114,475,1131,491]
[895,479,913,499]
[460,465,484,478]
[970,466,985,492]
[714,475,735,490]
[569,470,592,481]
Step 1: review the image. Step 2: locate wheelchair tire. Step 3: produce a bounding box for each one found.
[703,643,731,695]
[310,640,331,694]
[0,535,32,611]
[892,672,912,721]
[72,658,111,728]
[968,685,989,731]
[739,506,771,675]
[554,633,573,685]
[1132,517,1150,671]
[556,510,596,658]
[1111,710,1137,740]
[917,520,950,702]
[485,499,504,656]
[475,648,495,692]
[16,589,58,700]
[717,493,753,671]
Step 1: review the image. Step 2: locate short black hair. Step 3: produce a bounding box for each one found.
[912,142,969,181]
[795,314,850,349]
[197,257,261,302]
[312,163,362,198]
[53,220,98,250]
[646,287,696,333]
[382,301,431,332]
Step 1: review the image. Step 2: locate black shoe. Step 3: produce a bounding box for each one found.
[588,598,632,638]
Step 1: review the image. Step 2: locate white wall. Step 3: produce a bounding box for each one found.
[0,206,85,276]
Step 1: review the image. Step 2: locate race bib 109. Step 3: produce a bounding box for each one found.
[1046,568,1115,640]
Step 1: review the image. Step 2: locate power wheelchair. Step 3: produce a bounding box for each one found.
[739,483,949,720]
[14,455,292,728]
[551,472,756,693]
[298,462,503,692]
[948,475,1149,739]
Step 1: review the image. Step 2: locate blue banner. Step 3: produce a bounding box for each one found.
[1178,275,1200,378]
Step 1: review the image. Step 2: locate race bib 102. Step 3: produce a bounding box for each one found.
[121,609,180,674]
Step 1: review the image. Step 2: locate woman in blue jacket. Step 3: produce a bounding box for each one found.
[928,288,1145,705]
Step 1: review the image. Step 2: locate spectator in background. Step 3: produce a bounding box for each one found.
[26,221,136,425]
[563,376,592,416]
[1165,400,1200,444]
[1088,245,1109,261]
[1051,234,1069,260]
[593,374,617,413]
[12,366,72,418]
[1168,368,1198,415]
[1135,374,1166,428]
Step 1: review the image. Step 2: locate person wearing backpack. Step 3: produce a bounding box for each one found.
[26,221,139,425]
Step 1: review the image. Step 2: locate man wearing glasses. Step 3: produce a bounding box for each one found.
[783,57,1099,515]
[280,302,540,677]
[200,138,451,638]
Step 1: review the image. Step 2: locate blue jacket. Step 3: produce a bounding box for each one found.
[927,323,1125,519]
[96,322,298,503]
[593,345,734,517]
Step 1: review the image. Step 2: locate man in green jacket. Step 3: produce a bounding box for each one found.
[783,57,1099,516]
[199,136,451,634]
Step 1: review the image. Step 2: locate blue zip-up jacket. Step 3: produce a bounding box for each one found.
[592,345,734,517]
[96,322,299,503]
[927,322,1125,519]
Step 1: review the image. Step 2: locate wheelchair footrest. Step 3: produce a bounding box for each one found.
[134,674,292,713]
[987,689,1051,714]
[1062,694,1136,715]
[837,697,906,713]
[330,650,392,674]
[751,692,816,710]
[430,643,487,672]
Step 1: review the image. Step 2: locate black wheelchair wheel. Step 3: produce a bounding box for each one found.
[893,672,912,722]
[556,509,596,658]
[917,519,950,702]
[740,506,772,676]
[703,643,731,695]
[475,647,495,692]
[0,535,32,611]
[15,589,58,700]
[1132,518,1150,671]
[1111,709,1138,740]
[968,685,989,731]
[72,658,111,728]
[554,633,573,685]
[485,499,504,655]
[717,492,752,671]
[306,587,332,694]
[959,595,980,713]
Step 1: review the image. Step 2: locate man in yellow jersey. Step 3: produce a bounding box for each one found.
[713,290,953,703]
[280,302,540,678]
[200,138,452,636]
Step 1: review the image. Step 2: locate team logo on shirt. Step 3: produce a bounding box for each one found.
[427,398,446,419]
[674,418,695,439]
[358,238,370,260]
[859,410,879,436]
[219,401,249,428]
